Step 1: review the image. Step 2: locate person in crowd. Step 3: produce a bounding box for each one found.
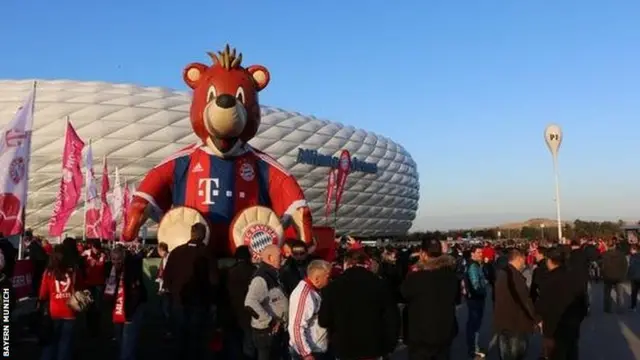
[103,246,147,360]
[493,249,538,360]
[379,247,403,305]
[38,245,84,360]
[280,239,310,297]
[401,239,459,360]
[535,247,585,360]
[245,244,288,360]
[154,242,171,338]
[568,239,590,310]
[628,244,640,311]
[226,245,257,359]
[529,247,548,302]
[288,260,331,360]
[464,245,489,359]
[482,256,497,306]
[61,238,85,278]
[42,239,53,255]
[163,223,218,360]
[26,232,48,296]
[82,239,106,337]
[318,249,399,360]
[0,235,17,278]
[601,241,629,313]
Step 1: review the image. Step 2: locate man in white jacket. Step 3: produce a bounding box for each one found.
[288,259,332,360]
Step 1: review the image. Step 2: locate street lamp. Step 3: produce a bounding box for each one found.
[544,124,563,242]
[539,223,545,241]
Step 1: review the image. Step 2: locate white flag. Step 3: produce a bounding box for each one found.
[84,142,101,239]
[111,167,123,221]
[0,86,35,236]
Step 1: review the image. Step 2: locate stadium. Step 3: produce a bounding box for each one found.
[0,80,419,238]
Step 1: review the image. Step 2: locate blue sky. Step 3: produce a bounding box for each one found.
[1,1,639,230]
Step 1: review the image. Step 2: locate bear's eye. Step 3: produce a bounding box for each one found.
[236,87,245,105]
[207,86,217,103]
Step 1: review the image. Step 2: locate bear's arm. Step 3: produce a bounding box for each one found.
[269,171,312,241]
[135,159,175,215]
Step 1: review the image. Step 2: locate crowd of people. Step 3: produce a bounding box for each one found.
[0,227,639,360]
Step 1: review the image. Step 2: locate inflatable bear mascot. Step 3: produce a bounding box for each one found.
[122,45,312,257]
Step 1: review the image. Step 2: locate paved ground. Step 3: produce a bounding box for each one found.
[11,282,640,360]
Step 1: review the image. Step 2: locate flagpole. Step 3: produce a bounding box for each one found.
[83,139,91,243]
[18,81,37,260]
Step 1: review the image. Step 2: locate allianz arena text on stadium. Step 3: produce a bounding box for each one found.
[0,80,419,238]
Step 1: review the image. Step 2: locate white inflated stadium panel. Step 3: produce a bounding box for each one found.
[0,80,419,237]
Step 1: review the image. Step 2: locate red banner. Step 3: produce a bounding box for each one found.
[312,226,337,262]
[325,168,337,219]
[334,150,351,212]
[11,259,33,300]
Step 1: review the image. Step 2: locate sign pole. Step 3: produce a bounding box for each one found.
[544,124,563,242]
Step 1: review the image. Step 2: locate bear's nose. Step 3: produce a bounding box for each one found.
[215,94,236,109]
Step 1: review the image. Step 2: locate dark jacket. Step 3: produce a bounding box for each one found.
[628,253,640,281]
[279,257,307,297]
[493,264,537,334]
[226,260,256,329]
[601,249,628,283]
[0,238,17,278]
[535,266,584,339]
[103,255,147,322]
[401,255,459,346]
[379,260,403,303]
[567,248,589,288]
[163,240,218,306]
[530,259,548,302]
[582,244,598,263]
[318,266,399,359]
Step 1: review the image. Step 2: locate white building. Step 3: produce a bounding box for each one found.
[0,80,419,237]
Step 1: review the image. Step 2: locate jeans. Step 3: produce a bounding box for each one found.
[631,281,640,309]
[40,319,75,360]
[173,304,209,360]
[114,305,145,360]
[86,285,104,336]
[253,328,284,360]
[603,281,624,312]
[408,343,451,360]
[158,292,172,332]
[465,298,485,355]
[497,331,528,360]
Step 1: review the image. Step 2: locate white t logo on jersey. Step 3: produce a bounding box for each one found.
[198,178,220,205]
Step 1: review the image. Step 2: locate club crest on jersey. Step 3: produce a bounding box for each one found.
[239,162,255,182]
[242,223,279,254]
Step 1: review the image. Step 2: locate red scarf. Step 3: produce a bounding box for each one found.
[112,271,126,324]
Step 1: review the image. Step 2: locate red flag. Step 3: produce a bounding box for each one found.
[48,120,85,236]
[100,157,114,240]
[334,150,351,212]
[324,168,338,219]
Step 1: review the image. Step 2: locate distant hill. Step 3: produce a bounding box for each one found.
[497,218,570,230]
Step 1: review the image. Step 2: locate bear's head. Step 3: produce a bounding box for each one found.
[183,44,270,157]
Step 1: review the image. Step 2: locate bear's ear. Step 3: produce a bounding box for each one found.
[247,65,270,92]
[183,63,208,89]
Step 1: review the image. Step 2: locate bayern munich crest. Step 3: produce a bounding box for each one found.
[9,157,25,184]
[242,223,280,253]
[231,206,284,256]
[239,162,255,182]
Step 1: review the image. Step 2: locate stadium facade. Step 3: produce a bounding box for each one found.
[0,80,419,237]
